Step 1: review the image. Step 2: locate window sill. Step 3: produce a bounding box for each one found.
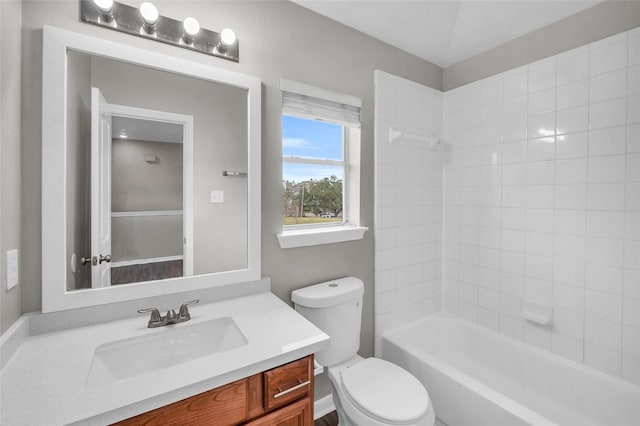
[277,225,368,249]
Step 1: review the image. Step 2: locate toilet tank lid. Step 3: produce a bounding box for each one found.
[292,277,364,308]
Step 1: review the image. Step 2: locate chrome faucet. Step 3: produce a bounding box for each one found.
[138,300,199,328]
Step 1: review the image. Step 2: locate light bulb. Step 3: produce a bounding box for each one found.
[140,2,158,24]
[183,17,200,36]
[93,0,113,12]
[220,28,236,45]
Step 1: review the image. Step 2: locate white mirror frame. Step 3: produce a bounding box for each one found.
[42,26,261,313]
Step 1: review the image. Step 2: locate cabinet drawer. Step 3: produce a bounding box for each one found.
[263,356,312,411]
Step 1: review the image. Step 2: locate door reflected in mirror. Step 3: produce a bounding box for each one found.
[66,50,248,291]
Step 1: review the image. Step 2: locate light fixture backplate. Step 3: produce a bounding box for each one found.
[80,0,239,62]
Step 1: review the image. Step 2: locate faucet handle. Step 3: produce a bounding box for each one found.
[138,307,162,327]
[178,299,199,320]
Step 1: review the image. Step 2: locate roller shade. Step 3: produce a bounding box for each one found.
[281,79,361,128]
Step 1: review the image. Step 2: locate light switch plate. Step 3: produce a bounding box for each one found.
[5,249,18,290]
[210,190,224,203]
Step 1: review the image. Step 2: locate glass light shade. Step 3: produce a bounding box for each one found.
[183,17,200,36]
[140,2,158,24]
[93,0,113,12]
[220,28,236,45]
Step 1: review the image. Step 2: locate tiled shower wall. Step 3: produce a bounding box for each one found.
[443,28,640,383]
[374,71,443,352]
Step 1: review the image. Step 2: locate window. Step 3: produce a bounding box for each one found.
[278,80,367,248]
[282,116,345,226]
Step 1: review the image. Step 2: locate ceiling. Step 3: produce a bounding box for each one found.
[291,0,604,67]
[112,116,183,143]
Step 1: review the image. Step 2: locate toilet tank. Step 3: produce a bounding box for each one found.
[291,277,364,367]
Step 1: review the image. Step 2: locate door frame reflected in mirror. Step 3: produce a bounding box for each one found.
[42,26,261,313]
[91,88,195,288]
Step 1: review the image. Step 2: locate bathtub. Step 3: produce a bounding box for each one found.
[380,314,640,426]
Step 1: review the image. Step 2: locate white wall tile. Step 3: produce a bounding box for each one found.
[557,79,588,110]
[589,126,627,156]
[586,236,624,267]
[554,284,585,312]
[555,184,587,210]
[585,316,621,351]
[586,289,622,323]
[557,46,589,85]
[527,139,555,162]
[623,326,640,357]
[587,183,625,210]
[588,155,626,183]
[623,353,640,385]
[529,58,556,92]
[585,342,622,377]
[590,69,627,103]
[590,39,627,76]
[529,112,557,139]
[626,153,640,181]
[556,159,588,184]
[586,211,625,239]
[439,29,638,385]
[629,30,640,66]
[527,161,555,184]
[504,70,528,99]
[552,332,584,362]
[589,98,627,129]
[630,65,640,96]
[623,297,640,328]
[529,88,556,115]
[556,132,588,159]
[555,209,586,235]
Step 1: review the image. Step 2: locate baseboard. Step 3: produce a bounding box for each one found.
[314,394,335,419]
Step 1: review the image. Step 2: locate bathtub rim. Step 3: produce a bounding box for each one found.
[382,312,640,395]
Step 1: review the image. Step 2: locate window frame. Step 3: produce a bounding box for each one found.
[277,80,367,249]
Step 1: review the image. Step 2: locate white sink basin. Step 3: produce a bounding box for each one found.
[85,317,247,389]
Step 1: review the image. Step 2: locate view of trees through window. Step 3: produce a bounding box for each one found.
[282,116,345,226]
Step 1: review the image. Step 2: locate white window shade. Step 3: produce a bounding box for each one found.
[281,79,361,128]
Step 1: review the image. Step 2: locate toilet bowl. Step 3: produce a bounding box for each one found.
[328,356,435,425]
[292,277,435,426]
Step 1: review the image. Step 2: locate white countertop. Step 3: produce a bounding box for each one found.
[0,292,329,425]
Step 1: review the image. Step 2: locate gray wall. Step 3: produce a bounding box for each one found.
[443,0,640,90]
[111,139,183,263]
[1,0,23,334]
[111,139,183,213]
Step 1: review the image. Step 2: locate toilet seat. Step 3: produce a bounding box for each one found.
[339,358,429,425]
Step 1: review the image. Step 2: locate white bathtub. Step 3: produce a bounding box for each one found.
[380,314,640,426]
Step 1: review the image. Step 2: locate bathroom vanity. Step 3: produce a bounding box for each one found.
[0,292,329,425]
[115,355,314,425]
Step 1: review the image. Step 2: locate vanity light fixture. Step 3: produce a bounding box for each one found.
[182,17,200,45]
[92,0,114,23]
[139,2,158,35]
[215,28,236,54]
[80,0,239,62]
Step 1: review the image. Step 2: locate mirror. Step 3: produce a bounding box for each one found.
[42,26,261,312]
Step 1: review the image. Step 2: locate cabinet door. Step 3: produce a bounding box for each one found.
[245,398,312,426]
[113,378,249,426]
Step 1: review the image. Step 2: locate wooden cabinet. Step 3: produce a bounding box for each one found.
[245,398,312,426]
[114,355,314,426]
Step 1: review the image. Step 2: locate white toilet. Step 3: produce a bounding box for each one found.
[292,277,436,426]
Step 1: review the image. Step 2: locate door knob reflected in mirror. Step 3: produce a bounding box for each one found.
[99,254,111,264]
